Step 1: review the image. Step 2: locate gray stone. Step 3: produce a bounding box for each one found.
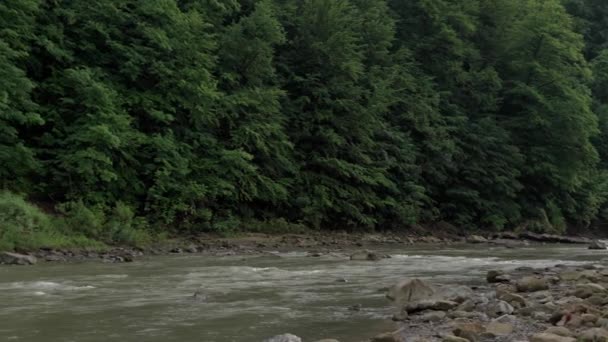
[468,235,488,243]
[456,300,475,312]
[437,285,474,303]
[516,276,549,292]
[530,333,576,342]
[419,310,446,322]
[544,327,574,337]
[0,252,37,265]
[579,328,608,342]
[387,278,434,304]
[487,270,510,283]
[588,240,607,250]
[487,300,514,317]
[497,291,527,308]
[484,321,513,336]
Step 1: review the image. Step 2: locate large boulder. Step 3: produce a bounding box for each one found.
[530,333,576,342]
[264,334,302,342]
[588,240,607,250]
[516,276,549,292]
[387,279,434,304]
[0,252,37,265]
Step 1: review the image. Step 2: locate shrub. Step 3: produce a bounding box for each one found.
[0,191,101,251]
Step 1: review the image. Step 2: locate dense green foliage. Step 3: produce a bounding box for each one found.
[1,0,608,241]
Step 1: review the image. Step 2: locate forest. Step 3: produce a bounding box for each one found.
[1,0,608,249]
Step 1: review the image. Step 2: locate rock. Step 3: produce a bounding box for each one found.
[456,300,475,312]
[565,315,584,329]
[419,310,446,322]
[442,336,469,342]
[533,311,551,321]
[544,327,574,337]
[497,291,527,308]
[350,250,380,261]
[44,254,66,262]
[560,271,584,281]
[371,331,399,342]
[530,333,576,342]
[495,314,517,324]
[0,252,37,265]
[453,322,484,342]
[185,245,199,253]
[586,295,608,306]
[579,328,608,342]
[588,240,607,250]
[487,300,514,317]
[484,321,513,336]
[580,283,607,293]
[387,279,434,304]
[449,310,486,319]
[516,276,549,292]
[404,299,459,313]
[437,286,474,303]
[264,334,302,342]
[170,247,183,254]
[582,313,599,326]
[313,340,340,342]
[519,232,591,244]
[468,235,488,243]
[597,318,608,329]
[487,270,511,283]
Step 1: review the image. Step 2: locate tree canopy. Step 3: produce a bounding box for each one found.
[1,0,607,237]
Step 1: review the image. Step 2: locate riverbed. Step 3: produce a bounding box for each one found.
[0,244,605,342]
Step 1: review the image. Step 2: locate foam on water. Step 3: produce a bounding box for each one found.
[0,281,96,291]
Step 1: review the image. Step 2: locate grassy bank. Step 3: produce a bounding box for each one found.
[0,192,155,252]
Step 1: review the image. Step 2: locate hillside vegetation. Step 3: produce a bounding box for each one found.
[1,0,608,246]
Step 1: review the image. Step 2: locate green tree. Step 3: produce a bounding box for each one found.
[484,0,599,229]
[0,0,41,190]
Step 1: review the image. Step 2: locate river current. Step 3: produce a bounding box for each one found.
[0,244,605,342]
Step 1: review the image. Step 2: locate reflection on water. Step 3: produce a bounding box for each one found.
[0,245,605,342]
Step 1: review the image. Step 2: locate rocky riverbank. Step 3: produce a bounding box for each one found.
[264,261,608,342]
[0,230,603,265]
[374,262,608,342]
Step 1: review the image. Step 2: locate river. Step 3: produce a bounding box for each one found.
[0,244,605,342]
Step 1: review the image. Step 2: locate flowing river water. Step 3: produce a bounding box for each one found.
[0,244,606,342]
